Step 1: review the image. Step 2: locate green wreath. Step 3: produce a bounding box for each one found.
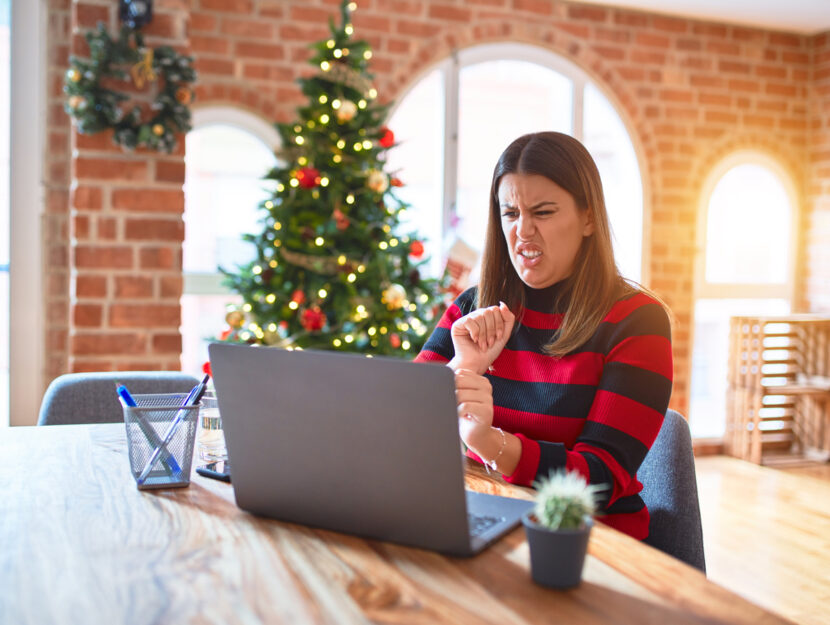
[64,24,197,153]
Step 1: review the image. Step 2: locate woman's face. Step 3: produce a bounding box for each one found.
[498,173,594,290]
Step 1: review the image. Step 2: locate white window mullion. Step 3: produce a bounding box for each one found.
[441,54,459,241]
[572,78,585,141]
[183,273,233,296]
[9,0,46,426]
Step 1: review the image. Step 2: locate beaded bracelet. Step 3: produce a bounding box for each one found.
[485,427,507,472]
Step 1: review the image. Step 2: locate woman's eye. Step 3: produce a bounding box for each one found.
[501,210,518,219]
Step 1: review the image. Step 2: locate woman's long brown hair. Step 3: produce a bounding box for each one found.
[477,131,645,357]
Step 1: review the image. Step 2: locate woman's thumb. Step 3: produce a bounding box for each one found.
[498,301,515,330]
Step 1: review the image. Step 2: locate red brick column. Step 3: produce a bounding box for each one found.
[806,32,830,312]
[67,0,189,372]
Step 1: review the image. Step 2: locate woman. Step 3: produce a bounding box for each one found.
[415,132,672,540]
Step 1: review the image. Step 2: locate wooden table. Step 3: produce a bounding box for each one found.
[0,424,794,625]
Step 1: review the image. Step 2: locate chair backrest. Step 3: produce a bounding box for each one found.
[639,409,706,572]
[38,371,201,426]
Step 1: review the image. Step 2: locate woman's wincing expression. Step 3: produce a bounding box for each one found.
[498,173,594,290]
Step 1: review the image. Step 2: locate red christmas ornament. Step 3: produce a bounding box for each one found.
[390,333,401,348]
[390,177,404,187]
[379,127,395,148]
[296,167,320,189]
[291,289,306,305]
[409,240,425,258]
[332,207,350,231]
[301,306,326,332]
[279,320,289,330]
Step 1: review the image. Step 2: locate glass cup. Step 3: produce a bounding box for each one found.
[198,392,227,462]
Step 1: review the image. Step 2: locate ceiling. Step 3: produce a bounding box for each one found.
[569,0,830,34]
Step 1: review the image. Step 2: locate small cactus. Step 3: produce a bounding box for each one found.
[533,470,605,531]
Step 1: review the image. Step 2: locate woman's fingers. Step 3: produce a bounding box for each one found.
[454,314,483,349]
[499,301,515,336]
[455,390,492,418]
[454,370,492,421]
[455,388,489,405]
[450,304,514,372]
[467,306,502,349]
[474,316,487,350]
[483,308,502,347]
[454,368,492,391]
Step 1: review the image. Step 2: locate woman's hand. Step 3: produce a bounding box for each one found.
[449,302,515,374]
[454,368,495,453]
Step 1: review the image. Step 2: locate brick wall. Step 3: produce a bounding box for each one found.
[46,0,830,416]
[65,0,188,372]
[807,32,830,311]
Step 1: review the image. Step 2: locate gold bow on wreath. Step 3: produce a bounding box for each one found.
[131,48,157,88]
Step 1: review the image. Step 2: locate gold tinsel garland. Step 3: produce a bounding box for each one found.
[321,63,374,96]
[280,248,351,274]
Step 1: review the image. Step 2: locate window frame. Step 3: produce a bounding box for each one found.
[386,42,651,283]
[693,150,800,303]
[689,151,800,438]
[8,0,45,426]
[183,106,281,297]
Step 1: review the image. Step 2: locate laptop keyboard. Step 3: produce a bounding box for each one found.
[468,513,503,537]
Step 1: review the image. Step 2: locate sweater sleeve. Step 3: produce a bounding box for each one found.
[503,294,673,510]
[414,287,477,365]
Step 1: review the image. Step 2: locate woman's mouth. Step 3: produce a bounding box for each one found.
[517,248,542,267]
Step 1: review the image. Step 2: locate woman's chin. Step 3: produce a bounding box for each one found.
[518,273,562,290]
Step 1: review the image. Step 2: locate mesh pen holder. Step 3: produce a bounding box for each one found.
[123,393,200,490]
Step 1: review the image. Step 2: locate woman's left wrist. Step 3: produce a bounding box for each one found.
[468,425,503,463]
[483,427,507,471]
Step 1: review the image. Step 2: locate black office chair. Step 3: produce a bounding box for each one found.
[38,371,200,425]
[639,409,707,572]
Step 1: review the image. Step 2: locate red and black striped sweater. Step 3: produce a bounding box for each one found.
[415,282,673,540]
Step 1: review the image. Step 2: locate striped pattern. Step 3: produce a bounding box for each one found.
[415,286,673,540]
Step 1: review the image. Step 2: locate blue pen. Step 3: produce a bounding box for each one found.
[136,374,210,485]
[117,384,181,476]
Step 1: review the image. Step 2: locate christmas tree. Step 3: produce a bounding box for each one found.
[220,0,443,356]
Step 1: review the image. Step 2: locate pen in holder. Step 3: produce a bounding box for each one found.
[122,393,200,489]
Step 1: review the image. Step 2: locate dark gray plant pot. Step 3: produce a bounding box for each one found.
[522,511,593,589]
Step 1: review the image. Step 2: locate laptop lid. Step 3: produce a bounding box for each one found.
[209,342,482,555]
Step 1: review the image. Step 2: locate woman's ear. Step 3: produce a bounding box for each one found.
[582,210,595,237]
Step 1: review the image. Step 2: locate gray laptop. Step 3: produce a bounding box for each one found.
[208,342,533,557]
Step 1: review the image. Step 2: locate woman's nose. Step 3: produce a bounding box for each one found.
[516,213,534,238]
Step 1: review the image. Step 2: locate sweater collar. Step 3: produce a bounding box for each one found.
[523,279,570,313]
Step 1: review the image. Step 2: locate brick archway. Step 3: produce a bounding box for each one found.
[382,20,654,166]
[192,87,281,126]
[690,132,804,195]
[380,21,661,281]
[689,132,806,310]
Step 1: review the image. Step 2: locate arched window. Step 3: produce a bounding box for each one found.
[689,154,798,437]
[181,107,279,375]
[385,43,644,284]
